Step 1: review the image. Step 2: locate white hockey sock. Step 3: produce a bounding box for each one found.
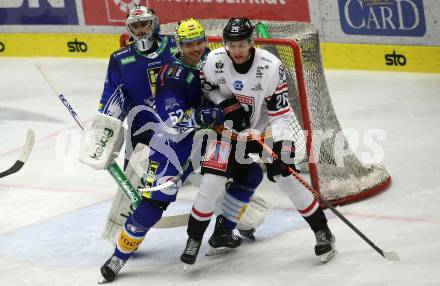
[275,175,318,217]
[222,191,247,224]
[191,174,227,221]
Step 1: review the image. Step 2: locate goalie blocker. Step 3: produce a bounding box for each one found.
[79,113,125,170]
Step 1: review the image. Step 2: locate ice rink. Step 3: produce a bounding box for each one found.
[1,58,440,286]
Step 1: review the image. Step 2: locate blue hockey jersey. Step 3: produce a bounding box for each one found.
[154,56,204,128]
[143,53,207,202]
[98,36,178,134]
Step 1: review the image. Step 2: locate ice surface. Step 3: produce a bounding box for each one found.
[1,58,440,285]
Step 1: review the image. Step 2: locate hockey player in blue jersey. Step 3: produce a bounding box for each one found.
[79,5,179,245]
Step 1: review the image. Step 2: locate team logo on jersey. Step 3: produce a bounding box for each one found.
[126,224,144,234]
[251,83,263,91]
[233,80,243,91]
[147,60,161,67]
[215,60,224,69]
[141,161,160,199]
[166,66,177,78]
[218,77,226,84]
[147,52,159,59]
[203,140,232,172]
[234,94,255,117]
[186,72,195,84]
[174,67,183,79]
[165,97,179,111]
[256,65,269,78]
[121,56,135,65]
[148,67,162,96]
[279,65,287,83]
[214,60,224,74]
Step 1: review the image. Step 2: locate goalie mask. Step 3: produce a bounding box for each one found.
[125,6,159,52]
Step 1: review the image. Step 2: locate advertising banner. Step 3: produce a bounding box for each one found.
[0,33,119,58]
[338,0,426,37]
[0,0,78,25]
[82,0,310,25]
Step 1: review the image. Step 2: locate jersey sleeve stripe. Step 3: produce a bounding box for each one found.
[268,107,291,117]
[275,83,288,91]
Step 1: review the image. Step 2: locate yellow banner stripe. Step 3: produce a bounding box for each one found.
[0,33,120,58]
[1,33,439,73]
[322,43,440,73]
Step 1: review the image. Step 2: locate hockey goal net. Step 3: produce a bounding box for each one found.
[138,20,391,206]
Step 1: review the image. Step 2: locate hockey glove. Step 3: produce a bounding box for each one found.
[266,140,299,182]
[192,106,225,129]
[218,97,250,132]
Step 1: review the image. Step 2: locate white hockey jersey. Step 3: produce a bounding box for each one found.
[200,47,292,142]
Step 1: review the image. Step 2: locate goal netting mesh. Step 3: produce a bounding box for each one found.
[159,19,391,206]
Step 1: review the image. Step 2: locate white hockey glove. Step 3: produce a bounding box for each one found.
[79,113,124,170]
[237,194,273,231]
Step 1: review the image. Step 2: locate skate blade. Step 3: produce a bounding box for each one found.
[205,246,234,256]
[97,276,108,284]
[183,263,192,273]
[319,248,337,263]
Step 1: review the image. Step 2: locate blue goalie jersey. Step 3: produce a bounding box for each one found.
[98,36,178,140]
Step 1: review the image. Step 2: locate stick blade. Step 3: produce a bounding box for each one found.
[139,180,175,192]
[383,251,400,261]
[19,129,35,163]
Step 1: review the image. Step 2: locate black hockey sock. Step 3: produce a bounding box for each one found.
[304,207,328,233]
[187,214,211,241]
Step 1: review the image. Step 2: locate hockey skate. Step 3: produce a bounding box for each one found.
[206,216,242,256]
[98,255,126,284]
[180,237,202,271]
[238,228,256,241]
[314,226,337,263]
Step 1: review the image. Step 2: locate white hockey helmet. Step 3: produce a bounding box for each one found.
[125,6,159,52]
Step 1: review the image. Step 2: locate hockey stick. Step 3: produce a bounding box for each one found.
[247,130,400,261]
[35,63,143,208]
[0,129,35,179]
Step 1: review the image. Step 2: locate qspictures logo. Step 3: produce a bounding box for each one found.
[338,0,426,36]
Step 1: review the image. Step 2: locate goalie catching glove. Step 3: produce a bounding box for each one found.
[79,113,125,170]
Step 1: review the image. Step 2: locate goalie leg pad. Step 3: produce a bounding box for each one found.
[236,194,273,231]
[101,143,150,244]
